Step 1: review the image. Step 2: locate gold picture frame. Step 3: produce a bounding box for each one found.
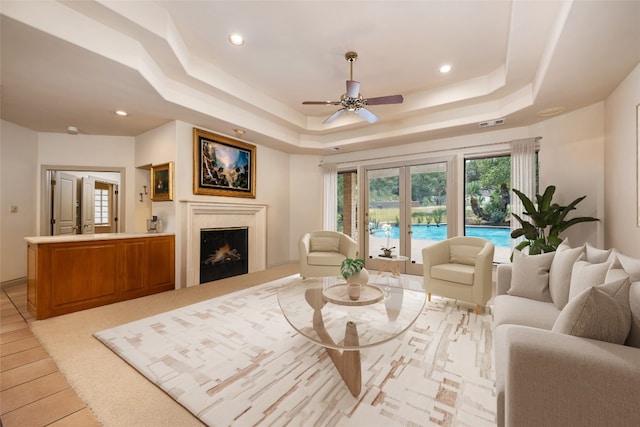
[150,162,174,201]
[193,128,256,198]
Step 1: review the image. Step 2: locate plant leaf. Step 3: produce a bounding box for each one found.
[512,188,536,214]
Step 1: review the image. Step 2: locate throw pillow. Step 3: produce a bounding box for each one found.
[508,250,555,302]
[568,255,611,301]
[310,237,340,253]
[585,243,613,264]
[549,239,585,309]
[605,268,630,283]
[450,244,481,266]
[614,252,640,281]
[552,277,631,345]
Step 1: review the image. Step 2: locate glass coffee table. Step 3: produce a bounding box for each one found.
[277,276,426,396]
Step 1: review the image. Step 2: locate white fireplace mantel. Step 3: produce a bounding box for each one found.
[181,201,267,287]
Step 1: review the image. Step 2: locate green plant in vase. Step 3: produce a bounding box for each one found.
[340,258,366,281]
[340,258,369,300]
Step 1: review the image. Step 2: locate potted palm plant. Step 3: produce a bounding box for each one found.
[511,185,599,256]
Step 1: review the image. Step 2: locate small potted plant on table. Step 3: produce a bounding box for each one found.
[340,258,369,300]
[380,223,396,257]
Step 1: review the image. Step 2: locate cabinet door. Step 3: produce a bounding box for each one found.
[120,239,147,293]
[50,242,119,311]
[147,236,175,289]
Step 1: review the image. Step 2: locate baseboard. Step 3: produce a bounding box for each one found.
[0,277,26,290]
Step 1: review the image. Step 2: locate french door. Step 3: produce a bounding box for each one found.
[363,161,450,276]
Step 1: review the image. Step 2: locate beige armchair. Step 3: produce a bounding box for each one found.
[299,231,358,278]
[422,236,494,313]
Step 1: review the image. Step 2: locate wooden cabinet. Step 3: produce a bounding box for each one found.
[26,234,175,319]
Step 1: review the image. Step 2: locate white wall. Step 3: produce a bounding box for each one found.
[288,154,324,260]
[135,121,178,233]
[604,62,640,257]
[0,121,38,282]
[534,103,605,248]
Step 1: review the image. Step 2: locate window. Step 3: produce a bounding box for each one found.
[94,183,110,225]
[464,154,538,263]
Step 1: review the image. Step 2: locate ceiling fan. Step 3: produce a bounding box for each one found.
[303,51,404,124]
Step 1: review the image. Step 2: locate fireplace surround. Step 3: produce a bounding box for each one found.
[183,201,267,287]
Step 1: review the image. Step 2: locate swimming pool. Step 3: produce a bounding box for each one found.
[372,224,511,248]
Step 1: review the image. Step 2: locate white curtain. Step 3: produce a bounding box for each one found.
[510,138,538,251]
[322,163,338,231]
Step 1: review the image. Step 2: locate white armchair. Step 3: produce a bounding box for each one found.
[422,236,494,313]
[299,231,358,278]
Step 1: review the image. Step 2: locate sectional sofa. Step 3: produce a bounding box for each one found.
[492,241,640,427]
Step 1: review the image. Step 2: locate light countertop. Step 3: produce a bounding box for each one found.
[25,232,174,245]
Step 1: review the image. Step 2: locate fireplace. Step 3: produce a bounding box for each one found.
[200,227,249,284]
[182,201,267,288]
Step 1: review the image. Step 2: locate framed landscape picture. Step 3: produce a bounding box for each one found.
[150,162,174,201]
[193,128,256,198]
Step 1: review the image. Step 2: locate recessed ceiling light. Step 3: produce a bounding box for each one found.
[536,106,565,117]
[115,110,128,117]
[67,126,78,135]
[439,64,452,74]
[228,33,245,46]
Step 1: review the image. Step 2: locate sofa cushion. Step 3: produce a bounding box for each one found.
[449,244,481,266]
[507,250,555,302]
[493,294,561,330]
[568,256,611,301]
[310,237,340,253]
[549,239,585,309]
[431,263,475,285]
[552,277,631,345]
[307,251,346,266]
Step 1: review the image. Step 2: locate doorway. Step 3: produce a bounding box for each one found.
[41,166,124,236]
[363,160,451,276]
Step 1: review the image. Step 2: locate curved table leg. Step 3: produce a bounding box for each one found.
[312,311,362,396]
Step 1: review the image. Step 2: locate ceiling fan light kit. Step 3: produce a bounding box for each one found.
[303,51,403,124]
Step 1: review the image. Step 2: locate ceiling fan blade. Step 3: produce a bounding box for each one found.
[356,108,378,123]
[365,94,404,105]
[302,101,341,105]
[346,80,360,98]
[323,108,346,124]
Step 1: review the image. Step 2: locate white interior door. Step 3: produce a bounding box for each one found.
[53,172,78,235]
[81,176,95,234]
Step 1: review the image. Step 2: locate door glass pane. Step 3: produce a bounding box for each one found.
[367,168,400,260]
[409,162,447,265]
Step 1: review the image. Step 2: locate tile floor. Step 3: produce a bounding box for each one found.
[0,282,101,426]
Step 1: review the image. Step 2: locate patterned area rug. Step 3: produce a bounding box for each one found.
[94,275,495,426]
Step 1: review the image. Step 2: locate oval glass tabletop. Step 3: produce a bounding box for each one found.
[277,276,426,350]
